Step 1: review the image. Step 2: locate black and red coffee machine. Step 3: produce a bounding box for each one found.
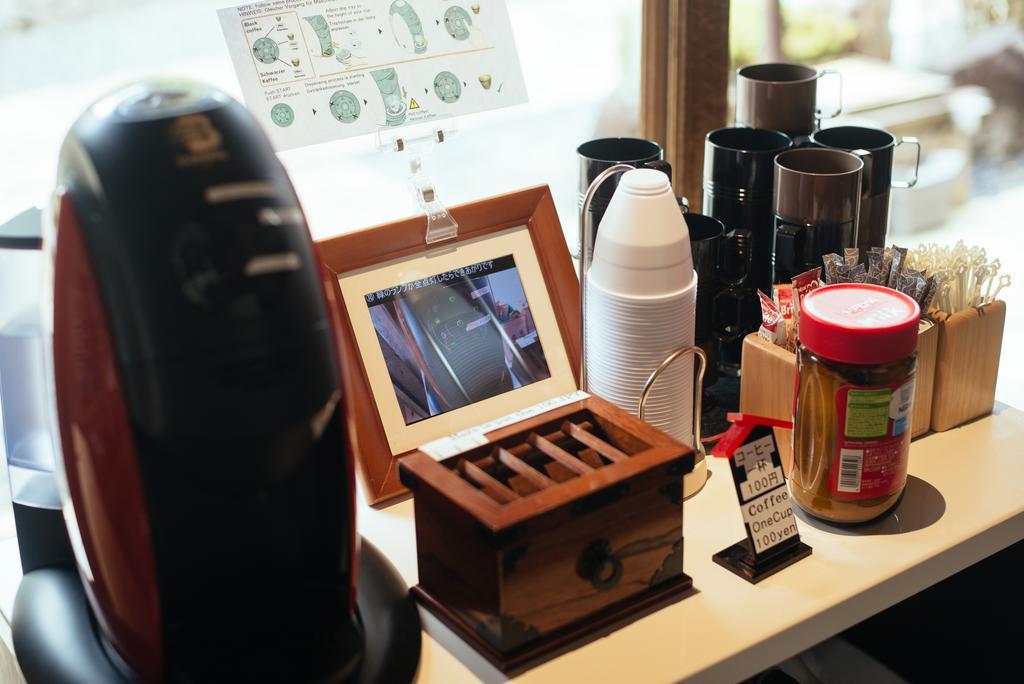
[11,80,419,683]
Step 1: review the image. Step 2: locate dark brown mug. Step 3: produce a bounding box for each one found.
[736,63,842,140]
[809,126,921,253]
[577,138,671,259]
[772,147,867,283]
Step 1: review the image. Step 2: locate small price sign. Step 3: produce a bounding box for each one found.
[712,414,811,583]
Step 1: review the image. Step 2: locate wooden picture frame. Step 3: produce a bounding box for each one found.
[316,185,581,507]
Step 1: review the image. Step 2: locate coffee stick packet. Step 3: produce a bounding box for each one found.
[773,283,795,320]
[906,268,928,304]
[773,284,797,351]
[831,262,861,284]
[916,275,929,305]
[844,247,860,267]
[863,269,884,285]
[791,266,823,322]
[921,274,941,314]
[823,253,843,284]
[881,246,894,280]
[888,245,908,289]
[757,290,786,346]
[867,249,883,280]
[894,271,912,296]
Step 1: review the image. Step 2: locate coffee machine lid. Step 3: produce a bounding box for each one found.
[90,79,229,123]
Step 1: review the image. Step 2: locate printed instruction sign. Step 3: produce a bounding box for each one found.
[217,0,528,150]
[712,415,811,583]
[726,426,803,559]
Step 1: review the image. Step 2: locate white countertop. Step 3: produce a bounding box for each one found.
[361,403,1024,683]
[1,404,1022,683]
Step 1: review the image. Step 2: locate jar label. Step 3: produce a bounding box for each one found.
[830,376,915,499]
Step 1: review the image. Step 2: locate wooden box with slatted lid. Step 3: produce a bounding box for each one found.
[398,394,695,672]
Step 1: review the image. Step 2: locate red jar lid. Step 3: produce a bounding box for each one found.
[799,284,920,365]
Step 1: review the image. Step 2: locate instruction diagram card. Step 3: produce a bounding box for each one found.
[217,0,527,150]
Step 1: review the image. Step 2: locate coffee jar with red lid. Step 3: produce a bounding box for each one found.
[791,283,920,523]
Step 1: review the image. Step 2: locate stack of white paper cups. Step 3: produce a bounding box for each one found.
[585,168,697,448]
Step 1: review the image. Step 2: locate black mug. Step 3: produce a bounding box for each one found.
[577,137,672,258]
[703,127,792,293]
[686,213,727,345]
[809,126,920,253]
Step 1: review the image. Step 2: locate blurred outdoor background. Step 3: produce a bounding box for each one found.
[1,0,1021,409]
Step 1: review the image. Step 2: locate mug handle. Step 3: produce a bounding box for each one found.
[722,228,754,287]
[892,136,921,188]
[774,223,803,282]
[815,69,843,120]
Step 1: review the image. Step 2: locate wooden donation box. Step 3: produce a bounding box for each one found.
[399,395,695,671]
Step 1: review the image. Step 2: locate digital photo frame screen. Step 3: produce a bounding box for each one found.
[335,222,578,458]
[364,254,551,426]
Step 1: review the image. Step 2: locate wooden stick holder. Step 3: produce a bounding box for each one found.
[930,301,1006,432]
